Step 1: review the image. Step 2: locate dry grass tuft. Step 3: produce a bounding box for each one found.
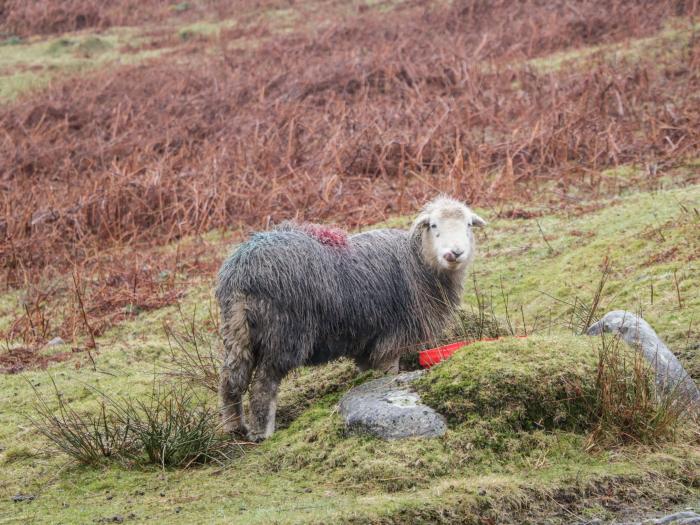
[587,333,695,449]
[29,377,236,468]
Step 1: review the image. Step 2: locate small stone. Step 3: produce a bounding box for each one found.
[11,493,35,503]
[47,337,65,347]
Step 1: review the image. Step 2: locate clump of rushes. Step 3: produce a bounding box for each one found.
[116,384,230,469]
[29,379,235,468]
[587,333,693,449]
[29,378,138,465]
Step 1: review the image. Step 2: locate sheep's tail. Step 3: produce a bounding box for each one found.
[219,295,255,434]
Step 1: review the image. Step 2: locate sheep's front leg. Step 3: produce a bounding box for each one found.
[377,357,400,374]
[247,366,282,442]
[371,340,401,374]
[354,353,372,372]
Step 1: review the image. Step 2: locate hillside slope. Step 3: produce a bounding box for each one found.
[1,183,698,524]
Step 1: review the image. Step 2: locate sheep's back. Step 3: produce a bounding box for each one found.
[217,228,417,336]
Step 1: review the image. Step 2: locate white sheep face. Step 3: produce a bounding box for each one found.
[414,198,486,272]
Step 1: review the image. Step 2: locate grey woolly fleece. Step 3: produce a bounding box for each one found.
[216,222,465,376]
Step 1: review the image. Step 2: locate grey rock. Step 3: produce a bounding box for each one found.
[587,311,700,408]
[643,511,700,524]
[338,370,446,439]
[47,337,66,347]
[612,510,700,525]
[11,493,35,503]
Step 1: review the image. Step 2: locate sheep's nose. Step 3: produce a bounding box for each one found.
[443,250,463,262]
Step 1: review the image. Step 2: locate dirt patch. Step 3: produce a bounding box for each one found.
[0,346,74,374]
[569,229,596,238]
[497,208,545,220]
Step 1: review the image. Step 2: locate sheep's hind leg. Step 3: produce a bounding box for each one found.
[220,353,254,438]
[219,303,254,438]
[247,366,283,442]
[354,353,372,372]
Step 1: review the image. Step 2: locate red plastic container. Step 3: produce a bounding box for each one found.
[419,340,468,368]
[419,336,526,368]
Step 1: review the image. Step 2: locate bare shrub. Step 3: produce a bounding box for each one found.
[163,304,221,394]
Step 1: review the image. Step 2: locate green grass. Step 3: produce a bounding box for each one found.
[468,183,700,370]
[0,0,413,103]
[1,336,697,523]
[0,29,166,101]
[527,18,700,73]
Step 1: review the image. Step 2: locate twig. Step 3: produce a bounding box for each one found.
[536,219,554,254]
[499,277,514,336]
[673,269,682,309]
[72,272,97,371]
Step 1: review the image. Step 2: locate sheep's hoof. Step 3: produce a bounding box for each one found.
[246,431,267,443]
[224,423,250,441]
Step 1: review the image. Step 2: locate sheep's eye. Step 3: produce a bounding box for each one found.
[430,224,437,229]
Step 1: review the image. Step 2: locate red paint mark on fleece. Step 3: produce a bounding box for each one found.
[299,224,348,248]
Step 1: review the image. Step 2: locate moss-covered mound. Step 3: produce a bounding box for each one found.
[417,336,599,433]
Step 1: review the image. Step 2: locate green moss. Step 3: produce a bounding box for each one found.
[417,336,598,432]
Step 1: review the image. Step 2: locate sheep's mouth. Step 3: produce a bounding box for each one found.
[439,258,465,271]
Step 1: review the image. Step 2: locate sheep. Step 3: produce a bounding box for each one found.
[215,196,486,441]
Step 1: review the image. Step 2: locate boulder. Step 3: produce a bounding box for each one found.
[338,370,447,439]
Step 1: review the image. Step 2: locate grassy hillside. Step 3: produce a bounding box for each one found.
[1,182,698,524]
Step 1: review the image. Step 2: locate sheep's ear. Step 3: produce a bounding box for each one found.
[471,213,487,227]
[410,213,430,237]
[413,213,431,229]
